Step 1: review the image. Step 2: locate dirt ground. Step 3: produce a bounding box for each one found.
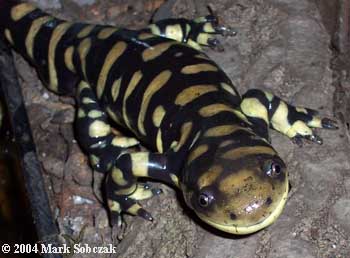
[11,0,350,257]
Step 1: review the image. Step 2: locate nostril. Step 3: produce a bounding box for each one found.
[265,197,272,206]
[229,212,237,220]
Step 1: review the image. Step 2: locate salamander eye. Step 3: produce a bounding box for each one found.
[264,161,282,178]
[198,193,212,207]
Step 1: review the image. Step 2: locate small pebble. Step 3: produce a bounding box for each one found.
[70,0,96,6]
[33,0,62,9]
[42,92,50,99]
[72,195,94,205]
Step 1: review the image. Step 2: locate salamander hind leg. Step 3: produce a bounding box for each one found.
[189,7,237,51]
[284,107,338,146]
[143,7,236,51]
[240,89,338,146]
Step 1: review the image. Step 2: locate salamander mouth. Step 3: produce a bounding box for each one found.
[197,182,289,235]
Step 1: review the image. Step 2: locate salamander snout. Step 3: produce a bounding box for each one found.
[183,146,289,235]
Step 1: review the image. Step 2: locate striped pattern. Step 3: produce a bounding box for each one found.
[4,2,329,235]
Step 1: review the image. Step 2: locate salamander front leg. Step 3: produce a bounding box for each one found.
[75,81,139,172]
[106,152,178,226]
[240,89,338,146]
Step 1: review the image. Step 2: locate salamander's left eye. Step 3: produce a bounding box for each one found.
[198,193,212,207]
[264,161,282,178]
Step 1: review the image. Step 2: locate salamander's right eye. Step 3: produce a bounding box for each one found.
[264,161,282,178]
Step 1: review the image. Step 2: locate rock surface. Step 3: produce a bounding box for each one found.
[14,0,350,257]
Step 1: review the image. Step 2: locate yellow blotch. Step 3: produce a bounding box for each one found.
[204,125,243,137]
[114,184,137,195]
[198,165,223,188]
[88,110,103,118]
[195,54,210,60]
[295,107,308,114]
[11,3,36,21]
[156,129,163,153]
[271,101,290,135]
[218,169,254,193]
[181,63,218,74]
[4,29,14,45]
[199,103,234,117]
[111,136,139,148]
[286,120,312,138]
[165,24,183,42]
[185,24,191,36]
[123,70,143,130]
[77,38,92,80]
[170,141,178,149]
[203,23,216,33]
[48,22,73,92]
[148,24,161,35]
[138,70,172,135]
[106,162,112,172]
[232,109,252,124]
[77,108,86,118]
[111,78,122,102]
[64,46,75,72]
[108,200,121,212]
[89,154,100,167]
[142,42,174,62]
[25,16,53,59]
[264,91,274,101]
[308,117,322,128]
[219,140,235,148]
[187,144,209,164]
[131,153,149,177]
[138,33,155,40]
[88,120,111,138]
[221,146,276,160]
[240,98,269,124]
[175,85,217,106]
[152,105,166,127]
[194,17,207,23]
[82,97,95,104]
[170,173,179,187]
[128,185,153,200]
[196,33,210,45]
[173,122,193,152]
[77,25,95,38]
[98,28,118,39]
[220,82,237,96]
[186,39,202,50]
[127,203,142,215]
[77,80,89,95]
[111,167,128,186]
[97,41,127,99]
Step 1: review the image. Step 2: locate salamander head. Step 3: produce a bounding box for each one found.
[182,138,289,235]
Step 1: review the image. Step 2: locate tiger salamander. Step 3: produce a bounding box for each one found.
[0,1,337,234]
